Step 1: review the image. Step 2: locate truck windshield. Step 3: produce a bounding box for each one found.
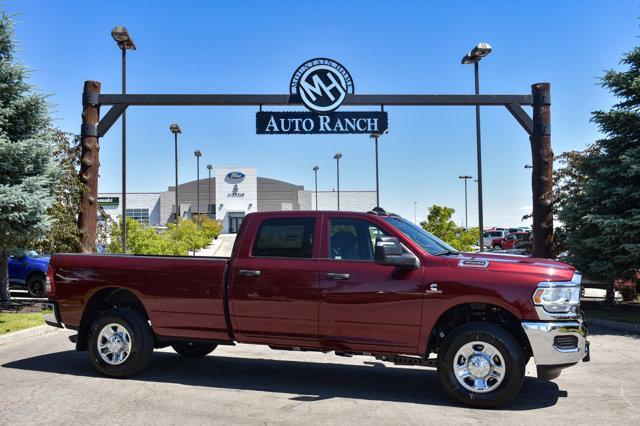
[384,217,460,256]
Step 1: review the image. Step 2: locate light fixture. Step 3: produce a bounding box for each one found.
[461,42,492,64]
[170,123,181,134]
[111,26,136,50]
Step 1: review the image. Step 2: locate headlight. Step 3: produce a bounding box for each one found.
[532,273,582,314]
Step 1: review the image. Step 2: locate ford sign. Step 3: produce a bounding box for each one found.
[225,171,246,183]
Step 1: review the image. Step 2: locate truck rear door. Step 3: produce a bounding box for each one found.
[228,213,321,347]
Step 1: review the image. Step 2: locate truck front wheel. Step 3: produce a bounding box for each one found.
[87,308,154,377]
[172,341,217,357]
[27,274,46,298]
[436,322,526,408]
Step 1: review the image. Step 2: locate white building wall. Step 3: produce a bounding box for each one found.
[299,190,377,212]
[98,193,162,226]
[216,167,257,233]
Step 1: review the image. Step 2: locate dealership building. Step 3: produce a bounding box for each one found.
[98,167,376,233]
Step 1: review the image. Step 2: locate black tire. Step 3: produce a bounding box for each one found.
[87,308,154,377]
[26,274,47,298]
[492,244,502,251]
[437,322,526,408]
[172,341,217,357]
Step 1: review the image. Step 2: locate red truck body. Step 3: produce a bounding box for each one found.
[490,232,531,250]
[45,210,588,407]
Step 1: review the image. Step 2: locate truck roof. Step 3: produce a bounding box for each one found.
[245,207,400,219]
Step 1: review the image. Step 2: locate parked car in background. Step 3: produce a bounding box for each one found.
[581,287,623,302]
[491,232,531,250]
[482,229,510,247]
[507,227,530,234]
[8,250,50,297]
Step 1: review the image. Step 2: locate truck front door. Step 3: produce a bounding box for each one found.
[229,215,321,347]
[317,216,424,353]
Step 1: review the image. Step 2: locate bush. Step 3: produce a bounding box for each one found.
[199,216,223,241]
[614,277,639,302]
[108,217,223,256]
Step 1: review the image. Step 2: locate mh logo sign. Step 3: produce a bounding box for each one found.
[290,58,354,113]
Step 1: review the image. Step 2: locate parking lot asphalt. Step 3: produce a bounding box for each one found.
[1,325,639,425]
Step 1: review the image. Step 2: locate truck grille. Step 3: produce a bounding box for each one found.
[554,335,578,350]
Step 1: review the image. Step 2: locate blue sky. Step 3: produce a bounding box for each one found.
[6,0,637,226]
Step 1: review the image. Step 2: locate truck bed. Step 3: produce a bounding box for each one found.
[50,253,231,342]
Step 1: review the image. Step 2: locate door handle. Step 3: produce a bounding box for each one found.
[239,269,261,277]
[326,272,350,280]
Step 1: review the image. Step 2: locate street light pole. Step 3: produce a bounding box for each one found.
[194,150,202,223]
[207,164,212,217]
[459,175,473,228]
[111,26,136,253]
[313,166,319,210]
[413,201,418,224]
[370,133,380,207]
[170,124,181,223]
[333,153,342,210]
[462,42,492,251]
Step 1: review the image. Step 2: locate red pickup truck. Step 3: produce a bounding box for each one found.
[44,209,589,408]
[491,232,531,250]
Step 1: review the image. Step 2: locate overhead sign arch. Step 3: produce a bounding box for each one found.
[77,59,553,259]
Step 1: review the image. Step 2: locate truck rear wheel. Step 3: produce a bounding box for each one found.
[436,322,526,408]
[87,308,154,378]
[172,341,217,357]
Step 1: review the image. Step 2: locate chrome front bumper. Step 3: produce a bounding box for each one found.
[521,320,589,366]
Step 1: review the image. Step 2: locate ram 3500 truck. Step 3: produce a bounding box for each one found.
[44,209,589,408]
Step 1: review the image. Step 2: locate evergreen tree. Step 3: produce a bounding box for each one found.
[36,129,84,255]
[557,46,640,302]
[0,11,57,301]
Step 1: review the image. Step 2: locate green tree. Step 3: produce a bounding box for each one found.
[420,205,478,251]
[108,218,167,255]
[36,129,84,254]
[556,45,640,302]
[0,12,57,301]
[107,217,222,256]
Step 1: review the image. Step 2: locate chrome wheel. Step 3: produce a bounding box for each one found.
[453,341,506,393]
[97,323,132,365]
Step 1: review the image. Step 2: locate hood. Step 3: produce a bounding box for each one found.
[442,252,575,283]
[29,256,51,266]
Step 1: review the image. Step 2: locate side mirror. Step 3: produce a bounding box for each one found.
[374,236,419,269]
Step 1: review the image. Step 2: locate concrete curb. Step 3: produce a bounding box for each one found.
[0,325,57,346]
[589,318,640,334]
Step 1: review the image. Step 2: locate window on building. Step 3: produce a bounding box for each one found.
[207,204,216,218]
[329,218,387,261]
[252,217,315,258]
[126,209,149,225]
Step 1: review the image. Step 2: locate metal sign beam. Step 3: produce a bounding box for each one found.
[81,81,552,259]
[97,93,533,107]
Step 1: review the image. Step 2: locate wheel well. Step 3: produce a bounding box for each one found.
[426,303,531,357]
[77,288,149,351]
[26,270,45,283]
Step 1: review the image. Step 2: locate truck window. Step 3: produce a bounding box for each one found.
[329,218,386,261]
[252,217,315,258]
